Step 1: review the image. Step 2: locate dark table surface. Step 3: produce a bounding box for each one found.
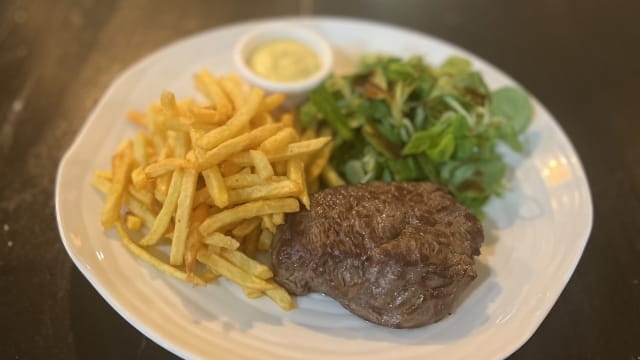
[1,0,639,359]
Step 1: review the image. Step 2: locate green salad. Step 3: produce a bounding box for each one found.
[299,55,533,217]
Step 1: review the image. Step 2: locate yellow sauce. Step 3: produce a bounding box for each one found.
[249,39,321,82]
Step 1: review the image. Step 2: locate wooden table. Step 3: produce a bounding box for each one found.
[1,0,638,358]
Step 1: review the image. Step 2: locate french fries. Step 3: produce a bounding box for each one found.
[231,217,262,238]
[287,158,310,209]
[198,87,264,150]
[197,251,275,291]
[144,158,191,178]
[184,204,209,275]
[250,150,274,180]
[258,127,298,155]
[197,123,283,170]
[322,164,346,187]
[93,71,331,311]
[258,229,273,251]
[227,137,331,166]
[101,141,134,229]
[220,248,272,279]
[199,198,299,235]
[224,173,266,189]
[201,164,228,208]
[170,167,197,265]
[116,222,205,286]
[203,232,240,249]
[139,170,184,246]
[265,283,295,311]
[194,69,233,119]
[126,215,142,231]
[227,180,301,205]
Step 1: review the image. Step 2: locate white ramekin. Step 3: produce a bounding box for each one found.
[233,23,334,95]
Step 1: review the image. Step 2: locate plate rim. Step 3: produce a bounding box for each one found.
[55,15,594,360]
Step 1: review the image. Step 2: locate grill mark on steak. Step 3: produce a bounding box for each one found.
[272,182,484,328]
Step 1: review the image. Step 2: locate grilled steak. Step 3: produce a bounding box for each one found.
[272,182,483,328]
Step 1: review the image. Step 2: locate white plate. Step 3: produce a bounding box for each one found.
[55,17,593,360]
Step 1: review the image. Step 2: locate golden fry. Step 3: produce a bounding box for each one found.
[116,222,205,286]
[243,227,259,259]
[201,271,220,283]
[199,197,299,235]
[133,131,148,166]
[203,232,240,250]
[177,98,196,114]
[153,94,190,133]
[258,127,298,155]
[139,170,184,246]
[229,136,331,166]
[170,167,198,265]
[127,184,155,208]
[144,158,191,178]
[279,112,294,128]
[220,75,245,111]
[126,214,143,231]
[122,194,156,227]
[261,215,276,233]
[224,173,266,189]
[193,187,213,207]
[321,164,346,187]
[259,93,285,113]
[257,229,273,251]
[194,69,233,118]
[243,288,263,298]
[185,204,209,275]
[94,169,112,180]
[188,106,228,125]
[231,217,262,238]
[192,144,229,209]
[250,150,274,180]
[92,176,157,226]
[202,165,229,208]
[265,282,296,311]
[161,91,181,119]
[219,160,243,177]
[154,172,171,202]
[250,112,273,127]
[188,126,206,147]
[198,123,283,170]
[307,141,332,181]
[227,180,301,205]
[287,158,310,209]
[197,87,264,150]
[285,137,332,159]
[127,110,147,128]
[197,251,275,290]
[220,248,272,279]
[170,131,189,158]
[101,141,134,229]
[272,212,285,226]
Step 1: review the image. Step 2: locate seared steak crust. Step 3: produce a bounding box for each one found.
[272,182,483,328]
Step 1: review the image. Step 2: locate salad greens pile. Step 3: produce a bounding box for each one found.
[299,55,533,217]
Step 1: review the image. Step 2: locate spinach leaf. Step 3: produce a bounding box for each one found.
[490,86,533,135]
[310,85,354,140]
[299,55,533,218]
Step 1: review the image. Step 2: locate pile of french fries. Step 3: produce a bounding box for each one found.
[92,70,340,311]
